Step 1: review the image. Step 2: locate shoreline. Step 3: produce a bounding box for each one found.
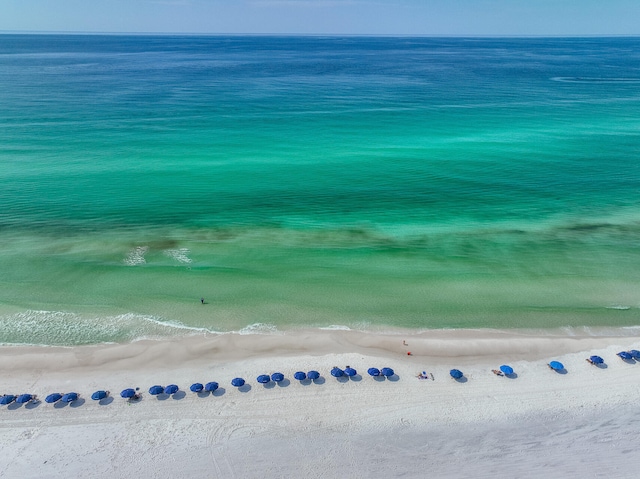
[3,326,640,371]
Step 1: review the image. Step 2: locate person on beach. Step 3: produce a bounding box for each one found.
[492,369,504,376]
[201,297,204,304]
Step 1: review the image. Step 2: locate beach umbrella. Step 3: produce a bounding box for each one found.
[164,384,179,395]
[499,365,514,375]
[450,369,464,379]
[629,350,640,360]
[618,351,633,360]
[381,367,395,377]
[367,367,380,377]
[149,385,164,395]
[61,392,78,403]
[307,371,320,380]
[91,390,109,401]
[120,388,136,399]
[0,395,16,405]
[231,378,245,387]
[589,355,604,364]
[204,382,219,392]
[190,383,204,393]
[16,394,33,404]
[271,372,285,382]
[344,367,357,377]
[549,361,564,371]
[331,367,344,377]
[257,374,270,384]
[294,371,306,381]
[45,393,62,404]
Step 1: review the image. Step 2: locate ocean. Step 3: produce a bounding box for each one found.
[1,35,640,345]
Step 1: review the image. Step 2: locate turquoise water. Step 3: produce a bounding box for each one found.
[1,35,640,345]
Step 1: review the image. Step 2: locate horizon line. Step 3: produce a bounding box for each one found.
[1,31,640,39]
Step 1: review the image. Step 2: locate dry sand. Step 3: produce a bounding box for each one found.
[2,328,640,478]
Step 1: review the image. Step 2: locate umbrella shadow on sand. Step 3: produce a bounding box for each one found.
[25,401,41,410]
[171,391,186,400]
[238,384,252,393]
[99,396,114,406]
[70,398,86,408]
[213,388,226,397]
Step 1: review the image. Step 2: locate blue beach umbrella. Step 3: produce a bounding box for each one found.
[257,375,270,384]
[164,385,179,395]
[91,390,109,401]
[549,361,564,371]
[381,367,395,377]
[294,371,307,381]
[16,394,33,404]
[331,367,344,377]
[149,385,164,395]
[231,378,245,387]
[120,388,136,399]
[450,369,464,379]
[271,372,285,383]
[61,392,78,403]
[344,367,357,377]
[629,350,640,360]
[1,395,16,405]
[367,368,380,377]
[204,382,219,392]
[589,355,604,364]
[45,393,63,404]
[307,371,320,380]
[190,383,204,393]
[618,351,633,360]
[499,365,514,375]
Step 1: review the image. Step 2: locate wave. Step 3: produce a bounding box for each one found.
[2,309,640,348]
[551,76,640,84]
[124,246,148,266]
[163,248,192,264]
[0,310,213,346]
[238,323,281,335]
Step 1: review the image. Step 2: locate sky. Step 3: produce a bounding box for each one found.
[1,0,639,36]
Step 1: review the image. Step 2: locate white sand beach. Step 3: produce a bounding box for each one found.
[2,329,640,478]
